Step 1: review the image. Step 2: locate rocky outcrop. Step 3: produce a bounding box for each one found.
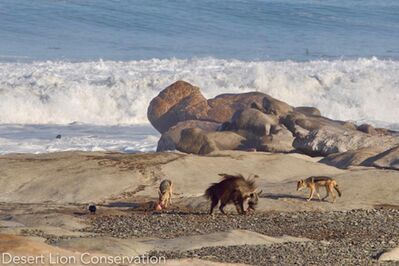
[148,81,399,165]
[293,126,399,157]
[148,81,295,134]
[369,145,399,170]
[149,81,300,154]
[320,145,399,171]
[319,147,386,169]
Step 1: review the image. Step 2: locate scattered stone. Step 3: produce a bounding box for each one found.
[140,208,398,265]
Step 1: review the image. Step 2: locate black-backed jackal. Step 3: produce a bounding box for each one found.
[158,179,173,208]
[297,176,342,202]
[205,173,262,215]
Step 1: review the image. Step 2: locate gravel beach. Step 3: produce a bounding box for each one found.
[84,208,399,265]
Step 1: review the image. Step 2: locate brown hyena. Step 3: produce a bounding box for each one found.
[158,179,173,208]
[205,174,262,215]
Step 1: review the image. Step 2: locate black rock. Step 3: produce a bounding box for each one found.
[88,204,96,214]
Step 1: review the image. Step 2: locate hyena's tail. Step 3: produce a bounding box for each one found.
[334,184,342,197]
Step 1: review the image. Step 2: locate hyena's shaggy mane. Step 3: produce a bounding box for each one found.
[218,173,256,191]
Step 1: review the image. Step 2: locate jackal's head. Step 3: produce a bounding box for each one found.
[297,180,306,191]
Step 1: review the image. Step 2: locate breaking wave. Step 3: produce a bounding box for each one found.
[0,57,398,129]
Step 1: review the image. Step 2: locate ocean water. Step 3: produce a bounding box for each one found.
[0,0,398,154]
[1,0,399,61]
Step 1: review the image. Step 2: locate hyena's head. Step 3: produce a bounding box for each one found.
[297,180,306,191]
[247,190,262,211]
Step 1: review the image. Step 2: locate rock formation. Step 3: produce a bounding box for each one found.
[148,80,399,170]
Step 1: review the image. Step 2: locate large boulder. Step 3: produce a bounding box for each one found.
[147,81,210,133]
[281,112,348,133]
[206,131,247,152]
[262,95,294,117]
[176,128,245,155]
[357,123,378,135]
[206,92,286,123]
[230,108,278,136]
[176,128,215,154]
[259,125,295,153]
[294,106,321,116]
[293,126,399,157]
[157,120,220,152]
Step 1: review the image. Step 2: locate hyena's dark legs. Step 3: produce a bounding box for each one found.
[209,197,218,215]
[234,201,241,214]
[219,202,227,214]
[219,193,231,215]
[234,199,245,214]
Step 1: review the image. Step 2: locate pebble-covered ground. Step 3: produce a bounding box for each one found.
[83,208,399,265]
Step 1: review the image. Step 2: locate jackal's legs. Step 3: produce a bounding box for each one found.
[329,184,336,203]
[322,186,330,201]
[316,186,321,201]
[307,188,315,202]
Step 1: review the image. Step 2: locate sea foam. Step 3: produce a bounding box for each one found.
[0,57,398,129]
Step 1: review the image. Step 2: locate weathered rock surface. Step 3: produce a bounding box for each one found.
[379,245,399,261]
[157,120,220,152]
[259,125,295,153]
[207,92,269,123]
[294,106,321,116]
[176,128,245,155]
[319,145,399,170]
[319,147,385,169]
[293,126,399,156]
[357,123,378,135]
[370,145,399,170]
[230,108,278,136]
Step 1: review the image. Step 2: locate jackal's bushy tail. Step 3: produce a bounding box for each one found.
[334,184,342,197]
